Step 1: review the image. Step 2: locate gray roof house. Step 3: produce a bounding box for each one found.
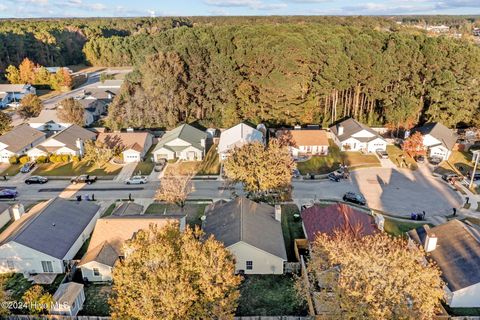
[153,124,208,162]
[408,220,480,308]
[0,84,36,108]
[203,197,287,274]
[0,125,46,162]
[329,118,387,153]
[0,198,100,275]
[51,282,85,316]
[412,122,457,160]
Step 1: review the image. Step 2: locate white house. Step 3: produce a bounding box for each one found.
[202,197,287,274]
[218,123,264,160]
[409,220,480,308]
[97,132,153,163]
[277,129,329,157]
[27,124,96,160]
[29,108,95,131]
[51,282,85,316]
[79,215,185,282]
[0,124,46,162]
[0,198,100,275]
[329,118,387,153]
[413,122,457,161]
[153,124,208,162]
[0,84,36,108]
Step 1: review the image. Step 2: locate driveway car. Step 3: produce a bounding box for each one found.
[71,175,97,184]
[343,192,366,205]
[442,173,460,182]
[20,162,36,173]
[25,176,48,184]
[467,172,480,181]
[376,149,389,159]
[125,175,148,184]
[327,172,341,182]
[415,155,425,164]
[0,189,17,199]
[428,156,442,165]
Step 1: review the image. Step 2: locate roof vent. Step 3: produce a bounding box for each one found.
[52,223,56,227]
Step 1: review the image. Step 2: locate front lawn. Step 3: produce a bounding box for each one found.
[0,164,22,177]
[164,146,220,176]
[436,150,473,176]
[33,161,122,177]
[383,217,424,237]
[133,145,155,176]
[386,145,418,170]
[145,202,209,226]
[80,283,111,316]
[236,275,307,316]
[281,204,305,261]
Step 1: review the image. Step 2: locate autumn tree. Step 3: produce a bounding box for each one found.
[22,285,54,315]
[155,168,193,209]
[223,139,295,197]
[17,94,43,119]
[82,140,119,165]
[276,130,297,148]
[57,98,85,126]
[0,276,9,316]
[0,112,12,135]
[297,232,444,320]
[51,68,73,91]
[402,132,425,158]
[110,223,241,320]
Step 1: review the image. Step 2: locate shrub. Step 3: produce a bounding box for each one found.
[49,155,60,163]
[36,156,48,164]
[71,155,80,162]
[18,156,30,164]
[61,155,70,162]
[8,156,18,164]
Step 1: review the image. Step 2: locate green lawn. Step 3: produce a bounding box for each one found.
[102,203,117,217]
[297,140,380,175]
[133,145,155,176]
[443,304,480,316]
[236,275,307,316]
[386,145,418,170]
[281,204,306,261]
[74,237,91,260]
[0,164,22,177]
[197,144,220,175]
[436,150,473,176]
[383,217,424,237]
[145,202,209,226]
[2,273,64,302]
[33,161,122,177]
[80,284,111,316]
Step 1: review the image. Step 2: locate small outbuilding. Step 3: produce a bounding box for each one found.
[50,282,85,316]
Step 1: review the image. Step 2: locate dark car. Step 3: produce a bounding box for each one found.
[415,155,425,164]
[442,173,460,182]
[376,149,389,159]
[25,176,48,185]
[327,172,341,182]
[467,172,480,181]
[428,156,442,165]
[71,174,97,184]
[0,188,17,199]
[20,162,35,173]
[343,192,366,206]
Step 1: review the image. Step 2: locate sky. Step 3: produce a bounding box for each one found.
[0,0,479,18]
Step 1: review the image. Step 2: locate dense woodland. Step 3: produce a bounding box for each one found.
[1,16,479,130]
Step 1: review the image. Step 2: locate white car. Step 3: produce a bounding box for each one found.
[7,102,21,108]
[125,175,148,184]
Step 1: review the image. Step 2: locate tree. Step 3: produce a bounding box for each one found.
[402,132,425,158]
[83,140,119,165]
[51,68,73,91]
[297,232,444,320]
[0,276,9,316]
[276,130,297,148]
[17,94,43,119]
[5,65,21,84]
[18,58,37,84]
[223,139,295,197]
[57,98,84,126]
[110,223,241,320]
[22,285,54,315]
[0,112,12,134]
[155,168,193,209]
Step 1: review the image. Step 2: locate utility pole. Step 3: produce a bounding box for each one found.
[469,150,479,190]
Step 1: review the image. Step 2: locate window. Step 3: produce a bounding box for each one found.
[93,268,100,276]
[41,261,53,273]
[7,260,14,270]
[246,261,253,270]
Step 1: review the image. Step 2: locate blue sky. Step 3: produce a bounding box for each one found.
[0,0,479,18]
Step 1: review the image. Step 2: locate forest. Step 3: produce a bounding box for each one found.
[0,16,479,130]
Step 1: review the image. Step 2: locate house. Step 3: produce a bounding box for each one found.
[202,197,287,274]
[0,124,46,162]
[412,122,457,161]
[301,203,378,244]
[97,132,153,163]
[0,84,36,108]
[50,282,85,316]
[29,108,95,131]
[0,203,18,230]
[0,198,100,275]
[152,124,208,162]
[408,220,480,308]
[43,67,73,74]
[218,123,264,160]
[79,215,185,282]
[329,118,387,153]
[27,124,96,160]
[77,99,107,120]
[277,129,329,157]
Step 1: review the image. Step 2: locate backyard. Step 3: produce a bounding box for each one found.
[297,140,380,175]
[281,204,306,261]
[33,161,122,177]
[386,145,418,170]
[2,273,64,307]
[80,283,111,316]
[236,275,307,316]
[145,202,210,226]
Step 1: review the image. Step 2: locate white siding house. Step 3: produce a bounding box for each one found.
[97,132,153,163]
[153,124,208,162]
[218,123,264,160]
[330,118,387,153]
[228,241,285,275]
[413,123,457,161]
[0,84,36,108]
[51,282,85,316]
[0,125,46,163]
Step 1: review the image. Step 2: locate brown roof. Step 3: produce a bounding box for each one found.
[97,132,151,152]
[301,203,378,243]
[279,129,329,147]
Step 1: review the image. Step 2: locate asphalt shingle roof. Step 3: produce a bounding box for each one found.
[218,123,264,154]
[154,124,207,153]
[413,122,457,150]
[0,124,45,153]
[329,118,382,143]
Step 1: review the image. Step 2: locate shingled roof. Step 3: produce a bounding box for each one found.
[202,197,287,260]
[408,220,480,292]
[0,124,45,153]
[329,118,382,143]
[97,132,151,152]
[413,122,457,150]
[154,124,207,153]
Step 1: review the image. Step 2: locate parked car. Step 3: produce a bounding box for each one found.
[327,172,341,182]
[292,169,301,178]
[71,174,97,184]
[376,149,389,159]
[442,173,460,182]
[415,155,425,164]
[467,172,480,181]
[7,102,21,109]
[428,156,442,165]
[0,188,17,199]
[20,162,36,173]
[25,176,48,184]
[125,175,148,184]
[343,192,366,205]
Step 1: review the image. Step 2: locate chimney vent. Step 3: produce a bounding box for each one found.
[425,233,437,253]
[338,125,344,136]
[10,204,24,221]
[274,205,282,222]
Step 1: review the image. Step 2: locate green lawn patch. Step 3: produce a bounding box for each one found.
[2,273,64,302]
[33,161,122,177]
[383,217,425,237]
[386,145,418,170]
[74,237,91,260]
[281,204,306,261]
[80,284,111,316]
[145,202,208,226]
[133,145,155,176]
[197,144,220,175]
[436,150,473,176]
[443,304,480,316]
[102,203,116,217]
[236,275,307,316]
[0,164,22,177]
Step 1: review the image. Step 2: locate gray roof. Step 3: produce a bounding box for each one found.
[112,202,144,216]
[53,282,84,306]
[29,109,63,124]
[154,124,207,153]
[408,220,480,292]
[0,198,100,259]
[203,197,287,260]
[45,124,96,151]
[413,122,457,150]
[97,80,123,88]
[0,125,45,153]
[329,118,383,143]
[0,84,29,93]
